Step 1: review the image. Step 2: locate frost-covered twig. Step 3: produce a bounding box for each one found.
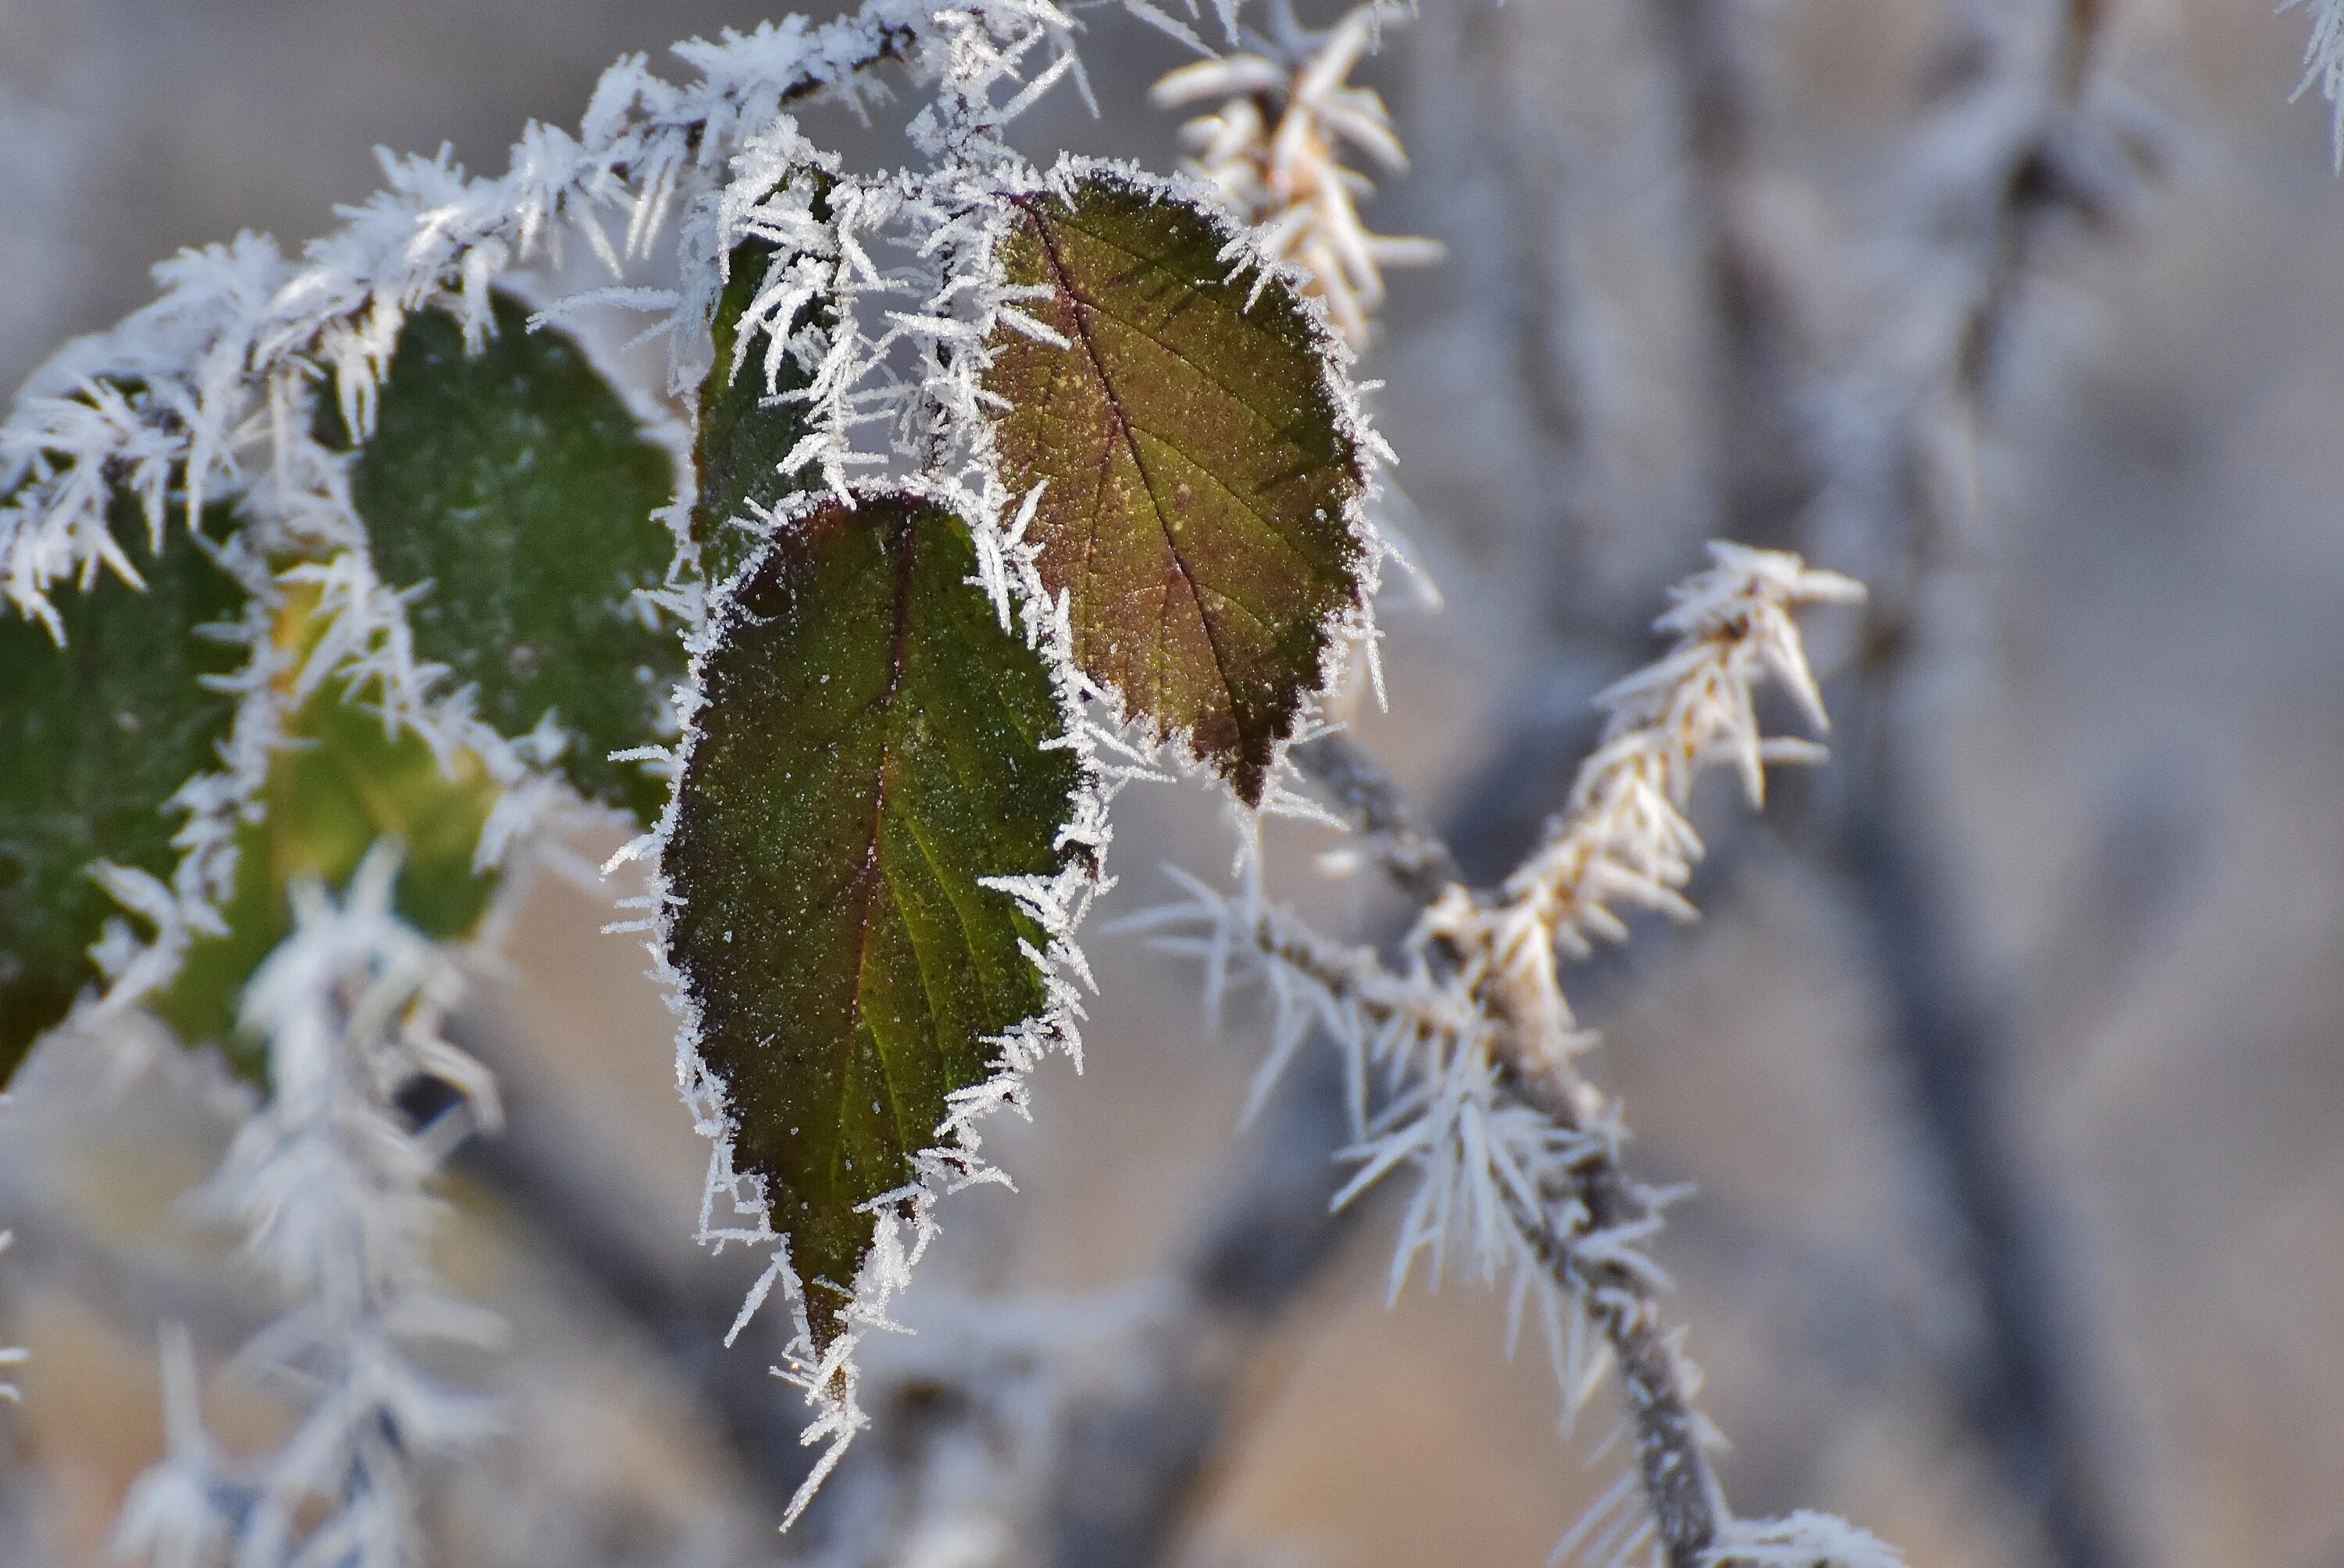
[114,846,500,1568]
[1145,545,1874,1567]
[1152,2,1442,345]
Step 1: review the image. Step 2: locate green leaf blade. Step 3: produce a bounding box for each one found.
[693,230,831,588]
[983,170,1367,804]
[153,608,502,1067]
[333,293,681,822]
[0,495,248,1080]
[662,493,1084,1346]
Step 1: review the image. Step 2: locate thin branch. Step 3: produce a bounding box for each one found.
[1646,0,1820,545]
[1786,1,2149,1562]
[1257,549,1865,1568]
[1289,737,1724,1562]
[1288,732,1466,902]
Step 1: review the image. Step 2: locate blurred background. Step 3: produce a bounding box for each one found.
[2,0,2342,1565]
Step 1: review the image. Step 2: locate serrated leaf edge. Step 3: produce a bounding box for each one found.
[623,485,1117,1524]
[974,153,1395,811]
[13,524,283,1063]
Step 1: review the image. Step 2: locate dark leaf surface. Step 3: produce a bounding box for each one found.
[328,292,680,822]
[0,495,247,1082]
[663,493,1082,1345]
[983,170,1365,803]
[155,585,501,1071]
[693,224,831,588]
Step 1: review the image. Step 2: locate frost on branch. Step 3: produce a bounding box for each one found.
[1432,544,1866,1056]
[0,2,1009,1062]
[1152,2,1443,346]
[115,846,500,1568]
[1137,545,1873,1564]
[1708,1510,1908,1568]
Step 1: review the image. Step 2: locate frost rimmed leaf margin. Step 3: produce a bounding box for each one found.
[584,25,1399,1511]
[0,2,991,1043]
[982,160,1382,805]
[615,484,1122,1527]
[2,0,1397,1527]
[601,47,1396,1506]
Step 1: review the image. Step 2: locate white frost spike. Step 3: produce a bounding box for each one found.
[113,844,502,1568]
[1152,1,1441,346]
[1708,1511,1908,1568]
[111,1324,236,1568]
[1134,543,1864,1562]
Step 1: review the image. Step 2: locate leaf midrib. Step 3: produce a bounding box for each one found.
[831,509,919,1207]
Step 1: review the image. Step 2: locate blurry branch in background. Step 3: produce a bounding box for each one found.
[1648,0,1819,545]
[430,1017,827,1503]
[1719,0,2164,1560]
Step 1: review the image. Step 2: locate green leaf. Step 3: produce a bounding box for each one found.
[662,493,1084,1347]
[0,493,248,1083]
[325,291,681,823]
[154,584,501,1072]
[692,201,835,587]
[982,169,1367,805]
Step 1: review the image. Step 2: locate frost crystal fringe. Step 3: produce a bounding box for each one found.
[600,0,1410,1522]
[0,0,1009,1032]
[620,480,1126,1530]
[606,5,1170,1526]
[1136,545,1887,1566]
[113,846,502,1568]
[1153,1,1444,346]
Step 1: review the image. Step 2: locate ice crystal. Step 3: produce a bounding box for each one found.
[113,846,500,1568]
[1134,544,1867,1562]
[1152,2,1443,345]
